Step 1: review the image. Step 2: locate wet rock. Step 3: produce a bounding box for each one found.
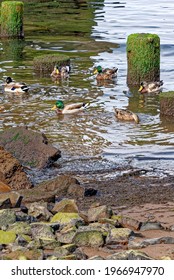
[106,250,153,260]
[0,127,61,169]
[0,230,16,244]
[27,202,53,221]
[31,223,55,241]
[140,221,164,231]
[72,227,104,247]
[0,209,16,228]
[106,228,134,245]
[0,146,33,190]
[20,175,81,203]
[88,205,112,222]
[52,199,78,214]
[51,212,84,227]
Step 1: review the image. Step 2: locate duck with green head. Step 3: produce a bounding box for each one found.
[93,65,118,80]
[51,100,89,114]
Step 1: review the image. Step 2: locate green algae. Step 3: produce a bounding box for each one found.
[0,230,16,244]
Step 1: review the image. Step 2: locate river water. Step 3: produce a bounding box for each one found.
[0,0,174,182]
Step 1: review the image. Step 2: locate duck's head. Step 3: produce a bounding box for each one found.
[93,65,103,74]
[51,100,64,111]
[138,81,147,92]
[6,77,13,84]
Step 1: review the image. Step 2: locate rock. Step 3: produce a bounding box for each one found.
[1,249,43,260]
[27,202,53,221]
[52,199,79,214]
[0,127,61,169]
[31,223,56,241]
[140,221,164,231]
[0,191,23,208]
[0,146,33,190]
[89,255,105,260]
[67,184,85,198]
[56,227,76,244]
[51,212,84,227]
[106,228,134,245]
[0,230,16,244]
[7,222,32,236]
[20,175,81,203]
[0,209,16,228]
[73,227,104,247]
[106,250,153,260]
[120,215,142,230]
[0,181,11,193]
[88,205,112,222]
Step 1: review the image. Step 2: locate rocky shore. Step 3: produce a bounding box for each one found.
[1,127,174,260]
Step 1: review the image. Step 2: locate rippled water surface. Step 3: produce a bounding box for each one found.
[0,0,174,179]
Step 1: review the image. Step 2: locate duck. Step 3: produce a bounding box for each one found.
[114,108,139,124]
[51,100,89,114]
[4,77,29,93]
[138,80,163,93]
[51,65,70,79]
[93,65,118,80]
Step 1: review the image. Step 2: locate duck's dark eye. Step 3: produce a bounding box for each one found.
[140,82,143,86]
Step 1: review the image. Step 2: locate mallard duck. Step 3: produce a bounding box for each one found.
[93,65,118,80]
[138,80,163,93]
[4,77,29,93]
[51,100,89,114]
[51,65,70,79]
[114,108,139,123]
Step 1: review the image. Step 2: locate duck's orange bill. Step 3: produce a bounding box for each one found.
[56,69,59,74]
[138,86,143,92]
[93,69,98,74]
[51,105,57,110]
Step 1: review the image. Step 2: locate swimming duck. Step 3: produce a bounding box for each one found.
[114,108,139,124]
[93,65,118,80]
[51,65,70,79]
[51,100,89,114]
[4,77,29,93]
[138,80,163,93]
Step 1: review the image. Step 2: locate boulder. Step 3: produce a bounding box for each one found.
[73,227,104,247]
[52,199,79,214]
[0,209,16,228]
[0,230,16,244]
[0,127,61,169]
[0,146,32,190]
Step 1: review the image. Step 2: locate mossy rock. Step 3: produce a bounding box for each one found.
[1,1,24,38]
[33,54,70,76]
[159,91,174,117]
[50,212,83,227]
[127,33,160,85]
[0,230,16,244]
[73,229,104,247]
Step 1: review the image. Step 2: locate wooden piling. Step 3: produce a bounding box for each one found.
[127,33,160,85]
[1,1,24,38]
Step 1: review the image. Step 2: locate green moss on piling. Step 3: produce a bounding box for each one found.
[127,33,160,85]
[1,1,24,38]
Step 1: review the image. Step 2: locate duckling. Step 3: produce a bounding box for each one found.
[138,80,163,93]
[114,108,139,124]
[51,65,70,79]
[4,77,29,93]
[93,65,118,80]
[51,100,89,114]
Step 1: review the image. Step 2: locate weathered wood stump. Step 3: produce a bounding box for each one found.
[160,92,174,117]
[1,1,24,38]
[33,54,70,76]
[127,33,160,85]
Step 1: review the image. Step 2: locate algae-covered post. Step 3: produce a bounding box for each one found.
[33,54,70,76]
[1,1,24,38]
[159,91,174,117]
[127,33,160,85]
